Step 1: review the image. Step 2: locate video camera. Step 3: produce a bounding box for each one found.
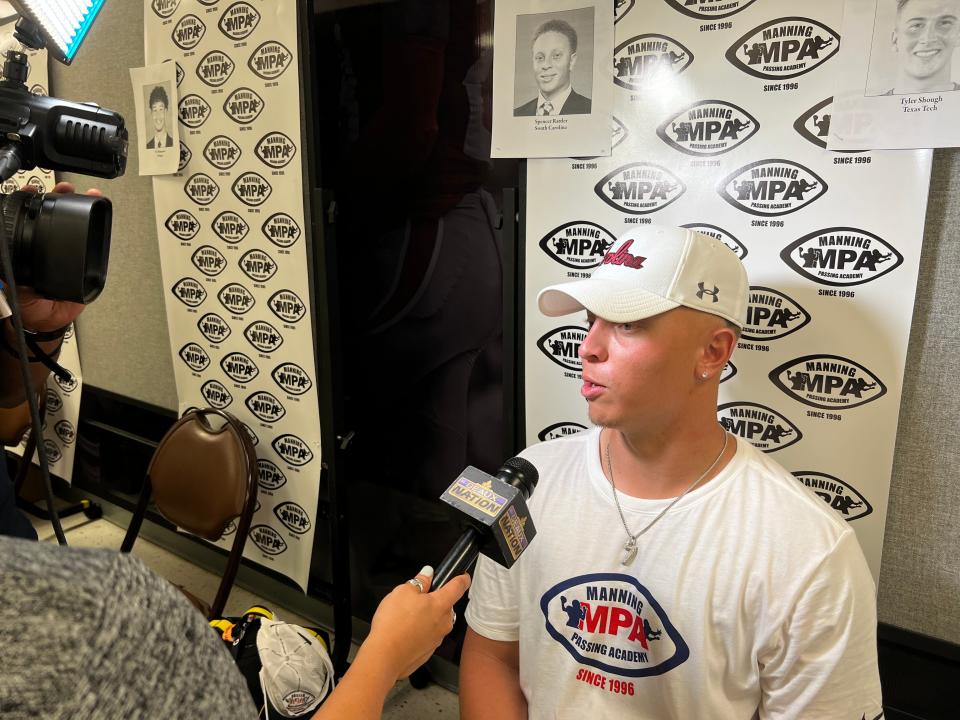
[0,14,127,304]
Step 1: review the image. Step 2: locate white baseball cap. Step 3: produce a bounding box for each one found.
[257,619,335,718]
[537,225,749,327]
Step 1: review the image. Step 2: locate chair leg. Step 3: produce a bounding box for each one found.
[120,476,153,553]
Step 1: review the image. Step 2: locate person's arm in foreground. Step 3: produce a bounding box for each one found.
[312,567,471,720]
[459,628,526,720]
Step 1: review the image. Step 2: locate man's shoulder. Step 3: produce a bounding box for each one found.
[561,90,592,115]
[514,97,539,116]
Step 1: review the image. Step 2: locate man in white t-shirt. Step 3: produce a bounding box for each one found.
[460,226,883,719]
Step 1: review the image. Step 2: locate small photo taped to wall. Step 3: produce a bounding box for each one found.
[130,62,180,175]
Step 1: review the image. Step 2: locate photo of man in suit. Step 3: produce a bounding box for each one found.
[146,84,173,149]
[514,19,592,116]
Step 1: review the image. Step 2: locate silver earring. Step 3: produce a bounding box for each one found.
[701,372,709,379]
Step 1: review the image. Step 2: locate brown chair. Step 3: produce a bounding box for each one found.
[120,408,258,620]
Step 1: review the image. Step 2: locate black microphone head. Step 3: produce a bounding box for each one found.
[497,456,539,500]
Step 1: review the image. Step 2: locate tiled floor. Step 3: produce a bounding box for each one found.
[30,508,460,719]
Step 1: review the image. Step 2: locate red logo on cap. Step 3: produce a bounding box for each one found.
[603,240,646,269]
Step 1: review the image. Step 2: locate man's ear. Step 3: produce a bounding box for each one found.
[569,51,578,72]
[891,30,899,53]
[699,324,737,378]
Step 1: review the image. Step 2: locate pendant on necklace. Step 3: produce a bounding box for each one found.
[622,538,638,566]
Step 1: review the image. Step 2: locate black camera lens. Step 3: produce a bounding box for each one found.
[1,190,112,303]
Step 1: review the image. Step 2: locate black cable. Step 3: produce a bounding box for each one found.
[0,200,67,545]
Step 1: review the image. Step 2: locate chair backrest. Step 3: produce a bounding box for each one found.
[121,408,258,619]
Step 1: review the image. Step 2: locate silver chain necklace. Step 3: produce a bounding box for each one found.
[605,427,729,566]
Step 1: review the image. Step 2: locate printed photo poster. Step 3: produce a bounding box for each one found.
[145,0,321,591]
[830,0,960,150]
[524,0,934,582]
[492,0,614,158]
[130,63,181,175]
[0,13,82,483]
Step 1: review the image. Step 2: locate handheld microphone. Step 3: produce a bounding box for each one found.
[431,456,539,590]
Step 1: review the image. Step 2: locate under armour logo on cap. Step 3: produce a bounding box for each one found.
[696,283,719,303]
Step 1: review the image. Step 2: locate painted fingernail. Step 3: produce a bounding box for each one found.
[419,565,434,578]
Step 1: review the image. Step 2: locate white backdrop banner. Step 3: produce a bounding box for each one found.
[145,0,321,591]
[524,0,933,582]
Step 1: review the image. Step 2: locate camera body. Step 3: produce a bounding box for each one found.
[0,44,128,303]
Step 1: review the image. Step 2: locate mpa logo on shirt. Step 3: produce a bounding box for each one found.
[262,213,302,248]
[165,210,201,241]
[541,573,689,677]
[179,342,211,372]
[172,14,205,50]
[46,388,63,413]
[245,320,284,354]
[178,142,192,171]
[246,391,286,423]
[223,87,265,124]
[55,420,76,446]
[769,355,887,410]
[218,283,256,315]
[191,245,228,277]
[781,228,903,287]
[272,434,315,467]
[201,379,233,409]
[219,2,261,41]
[792,471,874,522]
[537,422,587,442]
[721,361,738,384]
[727,18,840,80]
[249,524,288,556]
[258,459,287,491]
[212,211,250,244]
[203,135,242,170]
[249,41,292,80]
[274,501,311,535]
[719,160,827,217]
[179,94,211,129]
[196,50,236,88]
[614,35,693,90]
[539,222,616,270]
[43,439,62,463]
[255,132,297,169]
[718,402,802,452]
[743,286,810,342]
[198,312,232,343]
[272,362,313,396]
[665,0,758,19]
[538,326,586,372]
[595,163,686,215]
[184,173,220,206]
[172,277,207,308]
[232,172,272,207]
[680,223,747,260]
[151,0,181,19]
[657,101,759,157]
[269,290,307,324]
[220,351,260,384]
[240,249,278,283]
[614,0,634,24]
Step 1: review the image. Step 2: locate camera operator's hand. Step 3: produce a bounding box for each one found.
[13,181,103,332]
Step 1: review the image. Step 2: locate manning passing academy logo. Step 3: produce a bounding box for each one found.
[769,355,887,410]
[220,352,259,384]
[538,422,586,442]
[43,440,61,463]
[718,402,802,452]
[213,211,249,244]
[781,228,903,287]
[198,312,231,343]
[255,132,297,169]
[54,420,76,446]
[179,95,210,129]
[179,342,210,372]
[219,283,256,315]
[595,163,685,215]
[172,14,205,50]
[274,501,311,535]
[245,320,284,354]
[184,173,220,206]
[614,0,634,24]
[191,246,227,277]
[794,97,837,150]
[262,213,302,249]
[743,286,810,342]
[178,142,191,171]
[614,35,693,90]
[249,41,292,80]
[232,172,272,207]
[46,389,62,413]
[272,363,313,396]
[538,326,586,372]
[171,277,206,308]
[204,135,242,170]
[219,2,261,41]
[539,221,616,270]
[721,361,737,383]
[258,459,287,491]
[269,290,307,324]
[657,100,759,157]
[201,379,233,409]
[165,210,200,241]
[719,160,826,217]
[196,50,235,88]
[680,223,747,260]
[726,17,840,80]
[664,0,758,19]
[246,391,286,423]
[54,372,78,393]
[224,88,265,124]
[272,434,314,467]
[249,525,287,556]
[540,573,689,678]
[151,0,180,19]
[793,471,873,521]
[240,249,278,283]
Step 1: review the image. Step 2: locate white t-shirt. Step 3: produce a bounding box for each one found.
[465,427,883,719]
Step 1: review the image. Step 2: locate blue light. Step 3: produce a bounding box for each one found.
[64,0,106,61]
